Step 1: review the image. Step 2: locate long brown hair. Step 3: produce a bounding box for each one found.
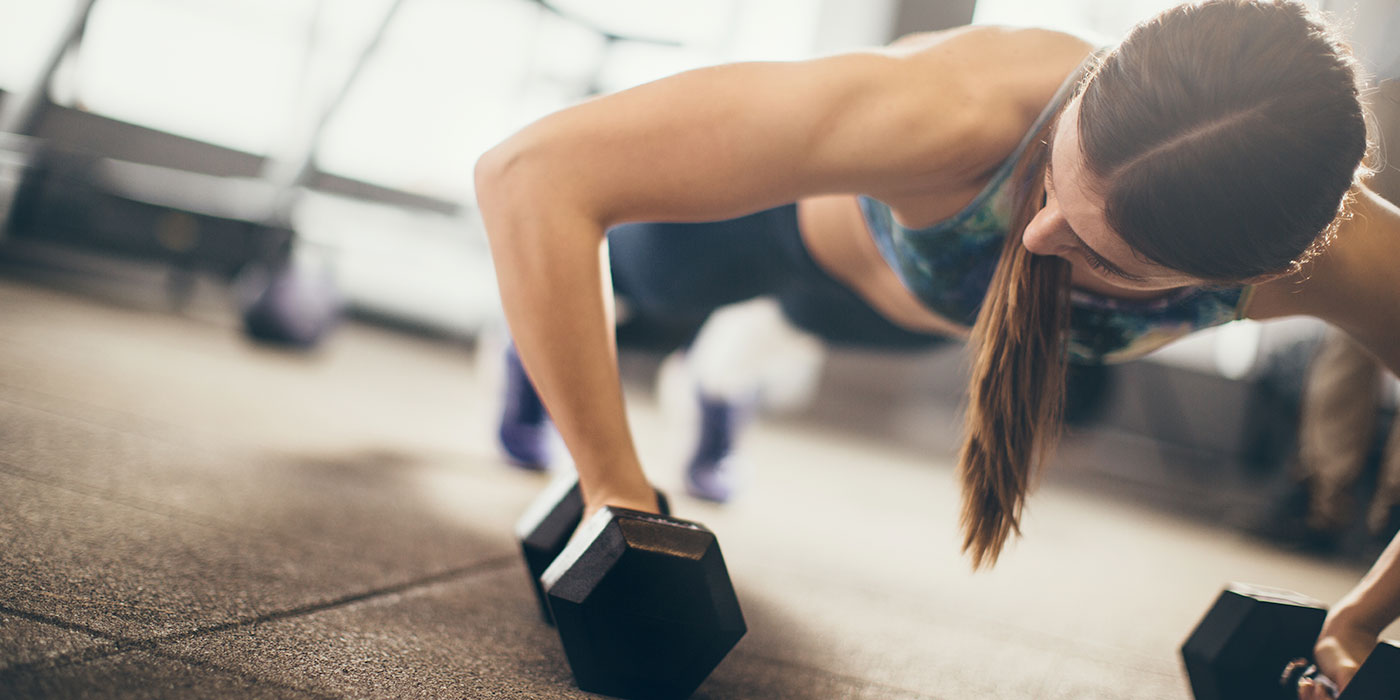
[958,0,1369,569]
[958,111,1070,570]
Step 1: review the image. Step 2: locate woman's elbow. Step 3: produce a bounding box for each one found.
[475,137,550,260]
[473,133,602,278]
[474,132,577,233]
[474,139,522,226]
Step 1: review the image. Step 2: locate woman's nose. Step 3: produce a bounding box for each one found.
[1022,202,1072,257]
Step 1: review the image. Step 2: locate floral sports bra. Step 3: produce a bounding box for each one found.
[858,70,1250,364]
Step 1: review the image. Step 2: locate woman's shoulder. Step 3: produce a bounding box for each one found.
[947,27,1096,126]
[889,25,1096,103]
[1244,186,1400,372]
[1247,188,1398,314]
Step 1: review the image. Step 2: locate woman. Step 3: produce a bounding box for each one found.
[475,1,1400,695]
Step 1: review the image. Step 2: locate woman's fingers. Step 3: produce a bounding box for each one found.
[1296,677,1337,700]
[1313,630,1371,692]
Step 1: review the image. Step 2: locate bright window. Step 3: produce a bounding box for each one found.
[1,0,830,202]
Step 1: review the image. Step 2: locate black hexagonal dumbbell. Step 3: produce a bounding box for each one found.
[515,476,670,625]
[1182,583,1400,699]
[516,477,745,699]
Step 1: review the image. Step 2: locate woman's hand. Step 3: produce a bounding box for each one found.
[563,479,663,554]
[1300,530,1400,699]
[1297,617,1378,699]
[581,479,662,524]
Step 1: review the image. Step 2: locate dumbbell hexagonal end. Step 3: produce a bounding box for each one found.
[516,476,585,624]
[543,507,745,700]
[517,478,674,625]
[1181,584,1327,700]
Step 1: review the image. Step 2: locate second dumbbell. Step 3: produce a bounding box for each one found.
[1182,583,1400,699]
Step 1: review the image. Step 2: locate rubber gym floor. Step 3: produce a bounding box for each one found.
[0,246,1389,699]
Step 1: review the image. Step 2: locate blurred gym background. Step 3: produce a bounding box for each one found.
[2,0,1393,336]
[1,0,1396,545]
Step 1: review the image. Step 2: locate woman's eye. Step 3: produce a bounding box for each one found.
[1082,249,1117,277]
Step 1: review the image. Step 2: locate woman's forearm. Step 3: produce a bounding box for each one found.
[475,143,655,510]
[1326,531,1400,637]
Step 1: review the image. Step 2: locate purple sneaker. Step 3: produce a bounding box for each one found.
[499,344,553,470]
[684,394,750,503]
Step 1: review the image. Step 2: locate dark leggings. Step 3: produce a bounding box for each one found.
[607,204,947,350]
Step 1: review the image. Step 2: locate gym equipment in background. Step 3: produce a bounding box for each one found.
[0,0,415,348]
[523,0,684,99]
[1182,583,1400,699]
[516,476,744,700]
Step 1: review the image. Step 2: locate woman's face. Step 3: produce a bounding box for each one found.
[1022,98,1204,292]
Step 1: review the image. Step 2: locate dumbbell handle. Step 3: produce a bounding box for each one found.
[1281,658,1340,699]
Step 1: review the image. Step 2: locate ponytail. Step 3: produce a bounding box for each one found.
[957,115,1072,570]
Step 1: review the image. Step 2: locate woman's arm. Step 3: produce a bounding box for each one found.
[474,27,1078,516]
[1305,532,1400,696]
[474,36,974,515]
[1308,193,1400,693]
[1248,186,1400,697]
